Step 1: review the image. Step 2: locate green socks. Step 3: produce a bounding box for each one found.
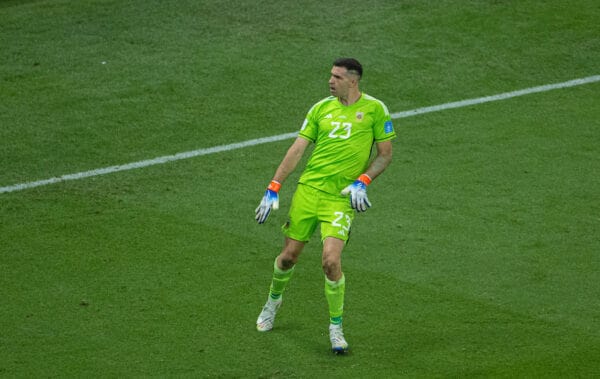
[268,259,346,325]
[325,274,345,325]
[269,258,295,300]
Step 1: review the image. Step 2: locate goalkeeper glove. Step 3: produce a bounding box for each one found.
[341,174,372,212]
[255,180,281,224]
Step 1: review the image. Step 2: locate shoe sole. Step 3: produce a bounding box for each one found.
[256,301,281,332]
[256,324,273,332]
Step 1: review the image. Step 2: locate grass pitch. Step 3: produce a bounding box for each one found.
[1,0,599,377]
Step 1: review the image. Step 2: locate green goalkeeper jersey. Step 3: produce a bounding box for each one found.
[298,93,396,196]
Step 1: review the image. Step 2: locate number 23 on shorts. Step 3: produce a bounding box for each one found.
[330,211,352,239]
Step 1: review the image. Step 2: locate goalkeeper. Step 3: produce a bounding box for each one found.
[254,58,396,354]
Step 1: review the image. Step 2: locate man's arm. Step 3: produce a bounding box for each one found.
[341,140,393,212]
[255,136,310,224]
[271,136,311,183]
[364,140,393,180]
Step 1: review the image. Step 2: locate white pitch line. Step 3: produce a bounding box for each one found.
[390,75,600,118]
[1,75,599,194]
[0,132,298,194]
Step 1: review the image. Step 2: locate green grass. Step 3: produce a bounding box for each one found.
[1,0,599,377]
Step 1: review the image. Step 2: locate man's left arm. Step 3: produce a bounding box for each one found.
[364,140,393,180]
[341,140,393,212]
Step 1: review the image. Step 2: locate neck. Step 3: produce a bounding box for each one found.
[339,90,361,106]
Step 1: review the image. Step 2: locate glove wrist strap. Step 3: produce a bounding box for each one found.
[268,180,282,193]
[358,174,372,186]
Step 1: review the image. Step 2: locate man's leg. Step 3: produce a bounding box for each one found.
[268,238,304,299]
[323,237,345,321]
[257,238,305,331]
[322,237,349,353]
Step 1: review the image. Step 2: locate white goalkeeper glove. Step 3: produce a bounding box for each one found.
[255,180,281,224]
[341,174,372,212]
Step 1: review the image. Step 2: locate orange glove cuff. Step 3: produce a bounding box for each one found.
[267,180,281,192]
[358,174,372,186]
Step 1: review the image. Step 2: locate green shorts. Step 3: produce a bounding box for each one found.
[282,183,355,243]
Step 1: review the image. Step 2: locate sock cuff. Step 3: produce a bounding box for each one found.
[325,273,345,288]
[273,258,295,275]
[330,316,343,325]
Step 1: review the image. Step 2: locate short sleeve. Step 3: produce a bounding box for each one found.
[298,104,319,142]
[373,102,396,142]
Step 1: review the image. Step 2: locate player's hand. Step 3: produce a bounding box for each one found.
[341,174,372,212]
[255,180,281,224]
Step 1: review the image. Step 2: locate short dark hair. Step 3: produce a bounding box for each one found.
[333,58,362,79]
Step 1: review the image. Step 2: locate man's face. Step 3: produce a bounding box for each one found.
[328,66,354,97]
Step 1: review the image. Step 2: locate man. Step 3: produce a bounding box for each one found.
[254,58,396,354]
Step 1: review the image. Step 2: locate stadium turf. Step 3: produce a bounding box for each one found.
[1,0,599,377]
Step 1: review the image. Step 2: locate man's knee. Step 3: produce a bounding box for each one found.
[322,253,342,280]
[322,257,340,277]
[277,238,304,270]
[277,254,297,270]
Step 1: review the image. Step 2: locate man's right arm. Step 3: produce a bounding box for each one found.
[255,136,310,224]
[271,136,310,184]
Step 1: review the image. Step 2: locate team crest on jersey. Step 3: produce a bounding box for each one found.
[356,112,364,121]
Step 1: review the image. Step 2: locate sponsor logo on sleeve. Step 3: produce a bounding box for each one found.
[384,120,394,134]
